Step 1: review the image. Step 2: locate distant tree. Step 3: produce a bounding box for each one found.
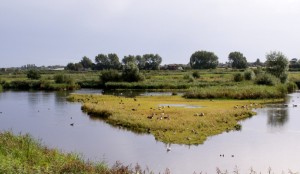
[265,51,289,83]
[95,54,108,70]
[108,53,122,69]
[254,58,264,66]
[289,58,300,69]
[190,51,219,69]
[27,69,41,80]
[74,63,83,71]
[65,63,76,71]
[136,55,146,70]
[80,56,93,69]
[95,53,121,70]
[122,55,137,65]
[122,62,144,82]
[228,51,248,69]
[143,54,162,70]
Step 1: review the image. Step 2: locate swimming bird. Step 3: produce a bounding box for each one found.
[167,147,171,152]
[70,123,74,126]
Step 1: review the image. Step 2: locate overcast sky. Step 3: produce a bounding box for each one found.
[1,0,300,67]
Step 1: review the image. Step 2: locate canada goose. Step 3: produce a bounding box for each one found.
[147,113,154,119]
[163,114,170,120]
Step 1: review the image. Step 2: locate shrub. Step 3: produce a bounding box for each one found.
[253,67,263,76]
[286,81,298,93]
[192,71,201,78]
[100,70,121,83]
[233,73,244,82]
[122,62,145,82]
[255,73,279,86]
[54,74,74,84]
[27,69,41,80]
[184,74,195,83]
[244,69,256,80]
[279,73,288,83]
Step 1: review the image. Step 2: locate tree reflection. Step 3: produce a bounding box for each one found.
[267,108,289,127]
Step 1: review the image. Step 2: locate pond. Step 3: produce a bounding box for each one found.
[0,90,300,173]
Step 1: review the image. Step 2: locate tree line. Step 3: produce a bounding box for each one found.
[65,51,272,72]
[65,51,291,78]
[65,54,162,71]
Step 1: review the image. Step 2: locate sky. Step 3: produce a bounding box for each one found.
[1,0,300,67]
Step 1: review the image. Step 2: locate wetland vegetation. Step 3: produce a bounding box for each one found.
[1,50,300,173]
[68,94,280,145]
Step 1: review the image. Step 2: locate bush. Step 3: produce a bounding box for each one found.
[183,74,195,83]
[286,81,298,93]
[27,69,41,80]
[233,73,244,82]
[100,70,121,83]
[122,62,145,82]
[244,69,256,80]
[192,71,201,78]
[54,74,74,84]
[255,73,279,86]
[253,67,263,76]
[279,73,288,83]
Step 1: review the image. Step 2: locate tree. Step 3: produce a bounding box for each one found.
[65,63,76,71]
[136,55,146,70]
[107,53,122,70]
[265,51,289,83]
[254,58,263,66]
[80,56,93,69]
[190,51,219,69]
[95,53,121,70]
[122,55,137,65]
[228,51,248,69]
[122,62,144,82]
[27,69,41,80]
[143,54,162,70]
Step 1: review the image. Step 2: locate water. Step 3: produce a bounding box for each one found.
[0,90,300,173]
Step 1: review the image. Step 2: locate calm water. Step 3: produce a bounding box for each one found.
[0,90,300,173]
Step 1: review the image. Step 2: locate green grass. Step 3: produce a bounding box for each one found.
[183,85,287,99]
[0,131,160,174]
[1,69,300,92]
[0,131,109,174]
[68,94,280,145]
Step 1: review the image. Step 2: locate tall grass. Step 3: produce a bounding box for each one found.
[0,131,168,174]
[0,131,110,174]
[183,85,287,99]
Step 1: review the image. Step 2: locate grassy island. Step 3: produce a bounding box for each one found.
[68,94,280,145]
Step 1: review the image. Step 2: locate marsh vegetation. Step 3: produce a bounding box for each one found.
[68,94,280,145]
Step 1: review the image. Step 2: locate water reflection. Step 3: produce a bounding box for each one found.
[267,107,289,127]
